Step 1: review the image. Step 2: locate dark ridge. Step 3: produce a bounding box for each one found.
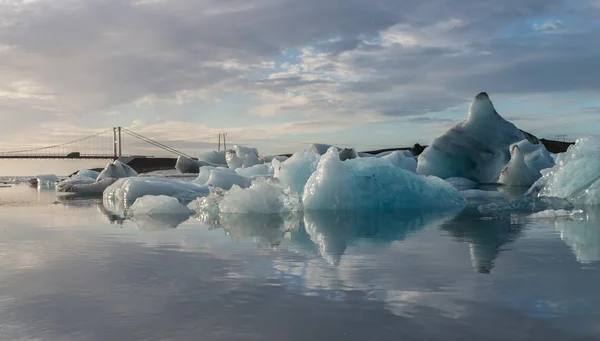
[540,139,575,154]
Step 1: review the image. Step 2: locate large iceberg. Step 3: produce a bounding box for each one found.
[417,92,539,183]
[302,147,466,211]
[527,137,600,204]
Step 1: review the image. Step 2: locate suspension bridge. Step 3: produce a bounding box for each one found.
[0,127,201,172]
[0,127,197,160]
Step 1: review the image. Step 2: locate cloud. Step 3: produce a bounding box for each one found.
[0,0,597,150]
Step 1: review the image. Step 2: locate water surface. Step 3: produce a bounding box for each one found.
[0,183,599,340]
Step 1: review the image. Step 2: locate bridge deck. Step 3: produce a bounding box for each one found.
[0,155,136,160]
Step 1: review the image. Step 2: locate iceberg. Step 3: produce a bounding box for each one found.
[190,177,302,215]
[35,174,60,187]
[96,160,138,181]
[338,148,359,161]
[126,195,193,230]
[272,151,321,196]
[498,145,539,186]
[76,169,101,179]
[379,151,417,173]
[226,146,263,169]
[57,160,137,194]
[511,139,554,175]
[191,166,236,185]
[104,177,211,205]
[196,150,228,166]
[527,137,600,204]
[417,92,539,183]
[306,143,340,155]
[175,155,220,174]
[235,163,274,178]
[302,147,466,211]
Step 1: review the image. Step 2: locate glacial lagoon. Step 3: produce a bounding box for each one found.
[0,183,599,340]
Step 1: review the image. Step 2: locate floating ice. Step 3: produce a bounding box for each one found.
[104,177,211,205]
[190,177,302,215]
[527,137,600,204]
[196,150,228,166]
[204,170,251,190]
[511,139,554,175]
[302,147,466,211]
[306,143,341,155]
[379,151,417,173]
[128,195,194,217]
[339,148,359,161]
[528,209,584,219]
[260,155,289,163]
[126,195,193,230]
[460,189,509,206]
[76,169,101,179]
[235,163,274,178]
[35,174,60,187]
[191,166,235,185]
[96,160,137,181]
[417,92,538,182]
[226,146,262,169]
[57,178,118,194]
[478,196,574,215]
[272,151,321,196]
[445,177,478,190]
[175,155,220,174]
[498,145,539,186]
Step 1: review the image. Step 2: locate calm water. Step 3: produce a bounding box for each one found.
[1,183,599,340]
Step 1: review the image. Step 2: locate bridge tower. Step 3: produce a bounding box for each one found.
[112,127,123,160]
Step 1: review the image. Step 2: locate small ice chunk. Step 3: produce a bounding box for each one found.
[461,189,509,206]
[127,195,193,230]
[235,163,274,178]
[191,166,235,185]
[302,147,466,211]
[339,148,359,161]
[226,145,263,169]
[498,145,539,186]
[57,178,118,194]
[76,169,101,179]
[273,151,321,195]
[306,143,341,155]
[528,209,584,219]
[191,178,302,214]
[175,156,220,174]
[511,139,554,175]
[128,195,194,217]
[103,177,211,204]
[197,151,228,166]
[96,160,137,181]
[205,170,252,190]
[36,174,60,187]
[379,151,417,173]
[478,196,574,215]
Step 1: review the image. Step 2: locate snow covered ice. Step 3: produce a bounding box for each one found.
[417,92,540,183]
[527,137,600,204]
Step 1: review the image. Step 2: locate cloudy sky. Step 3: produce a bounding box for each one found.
[0,0,599,160]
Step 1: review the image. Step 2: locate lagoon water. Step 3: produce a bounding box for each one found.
[1,181,599,340]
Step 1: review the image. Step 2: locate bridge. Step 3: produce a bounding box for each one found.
[0,127,196,160]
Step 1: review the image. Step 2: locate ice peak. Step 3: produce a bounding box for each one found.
[468,92,498,123]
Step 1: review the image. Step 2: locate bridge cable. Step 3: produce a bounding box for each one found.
[120,128,195,159]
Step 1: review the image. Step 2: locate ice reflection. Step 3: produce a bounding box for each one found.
[202,209,461,265]
[554,207,600,264]
[441,210,522,274]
